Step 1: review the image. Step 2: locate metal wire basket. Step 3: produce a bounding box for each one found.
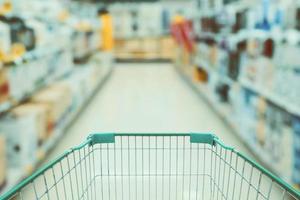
[1,133,299,200]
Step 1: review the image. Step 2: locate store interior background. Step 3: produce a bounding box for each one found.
[0,0,300,198]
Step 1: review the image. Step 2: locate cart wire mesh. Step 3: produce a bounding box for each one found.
[1,133,300,200]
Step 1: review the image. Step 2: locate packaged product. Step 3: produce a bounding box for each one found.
[193,67,208,82]
[11,103,49,144]
[160,36,176,59]
[208,44,218,67]
[0,68,9,103]
[0,21,11,58]
[278,112,293,179]
[87,66,102,91]
[31,84,72,129]
[215,83,230,102]
[7,65,24,100]
[55,73,86,113]
[0,135,6,189]
[0,110,38,169]
[256,97,267,145]
[292,116,300,185]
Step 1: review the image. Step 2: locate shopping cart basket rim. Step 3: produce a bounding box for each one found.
[0,132,299,200]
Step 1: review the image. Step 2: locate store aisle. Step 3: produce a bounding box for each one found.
[45,62,253,162]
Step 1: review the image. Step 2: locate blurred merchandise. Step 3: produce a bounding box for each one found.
[194,67,208,82]
[110,3,163,39]
[0,56,112,194]
[72,23,100,61]
[0,68,9,104]
[175,0,300,187]
[31,84,72,134]
[11,104,49,145]
[112,2,191,61]
[0,135,6,190]
[293,117,300,185]
[0,0,114,195]
[115,36,176,61]
[0,0,300,197]
[0,21,11,59]
[0,107,38,170]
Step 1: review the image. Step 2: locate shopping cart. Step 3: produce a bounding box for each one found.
[1,133,300,200]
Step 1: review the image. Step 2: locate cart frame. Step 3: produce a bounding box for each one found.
[1,133,300,200]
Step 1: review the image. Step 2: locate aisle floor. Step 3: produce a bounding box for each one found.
[47,62,252,161]
[35,63,290,200]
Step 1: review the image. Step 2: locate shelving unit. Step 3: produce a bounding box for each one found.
[239,79,300,117]
[115,35,176,61]
[0,46,71,115]
[174,63,288,182]
[194,55,300,118]
[0,61,113,195]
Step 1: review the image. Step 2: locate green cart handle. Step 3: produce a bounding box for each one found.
[1,133,299,200]
[88,133,219,146]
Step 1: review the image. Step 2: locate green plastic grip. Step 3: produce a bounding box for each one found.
[190,133,216,145]
[88,133,217,146]
[88,133,115,145]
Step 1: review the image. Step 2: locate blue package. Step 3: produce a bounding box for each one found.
[292,116,300,184]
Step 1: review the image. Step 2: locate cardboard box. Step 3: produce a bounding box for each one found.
[0,135,6,188]
[12,103,49,144]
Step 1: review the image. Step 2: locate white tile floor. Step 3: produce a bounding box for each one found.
[46,62,253,162]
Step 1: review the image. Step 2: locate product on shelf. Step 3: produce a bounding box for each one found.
[115,36,172,60]
[26,19,48,48]
[256,97,267,146]
[186,0,300,187]
[215,83,230,102]
[0,135,6,190]
[194,67,208,82]
[208,43,218,67]
[111,3,164,39]
[31,84,72,132]
[0,109,38,170]
[5,47,72,102]
[58,75,85,113]
[278,110,293,179]
[0,21,11,60]
[0,68,9,104]
[159,36,176,59]
[264,105,290,172]
[293,116,300,186]
[0,16,36,53]
[232,9,248,33]
[12,103,49,145]
[72,19,100,61]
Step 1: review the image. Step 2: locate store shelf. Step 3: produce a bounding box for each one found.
[4,45,62,66]
[195,56,300,117]
[115,33,168,40]
[0,68,72,116]
[239,79,300,117]
[194,56,235,85]
[0,47,72,115]
[0,64,113,196]
[174,64,290,183]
